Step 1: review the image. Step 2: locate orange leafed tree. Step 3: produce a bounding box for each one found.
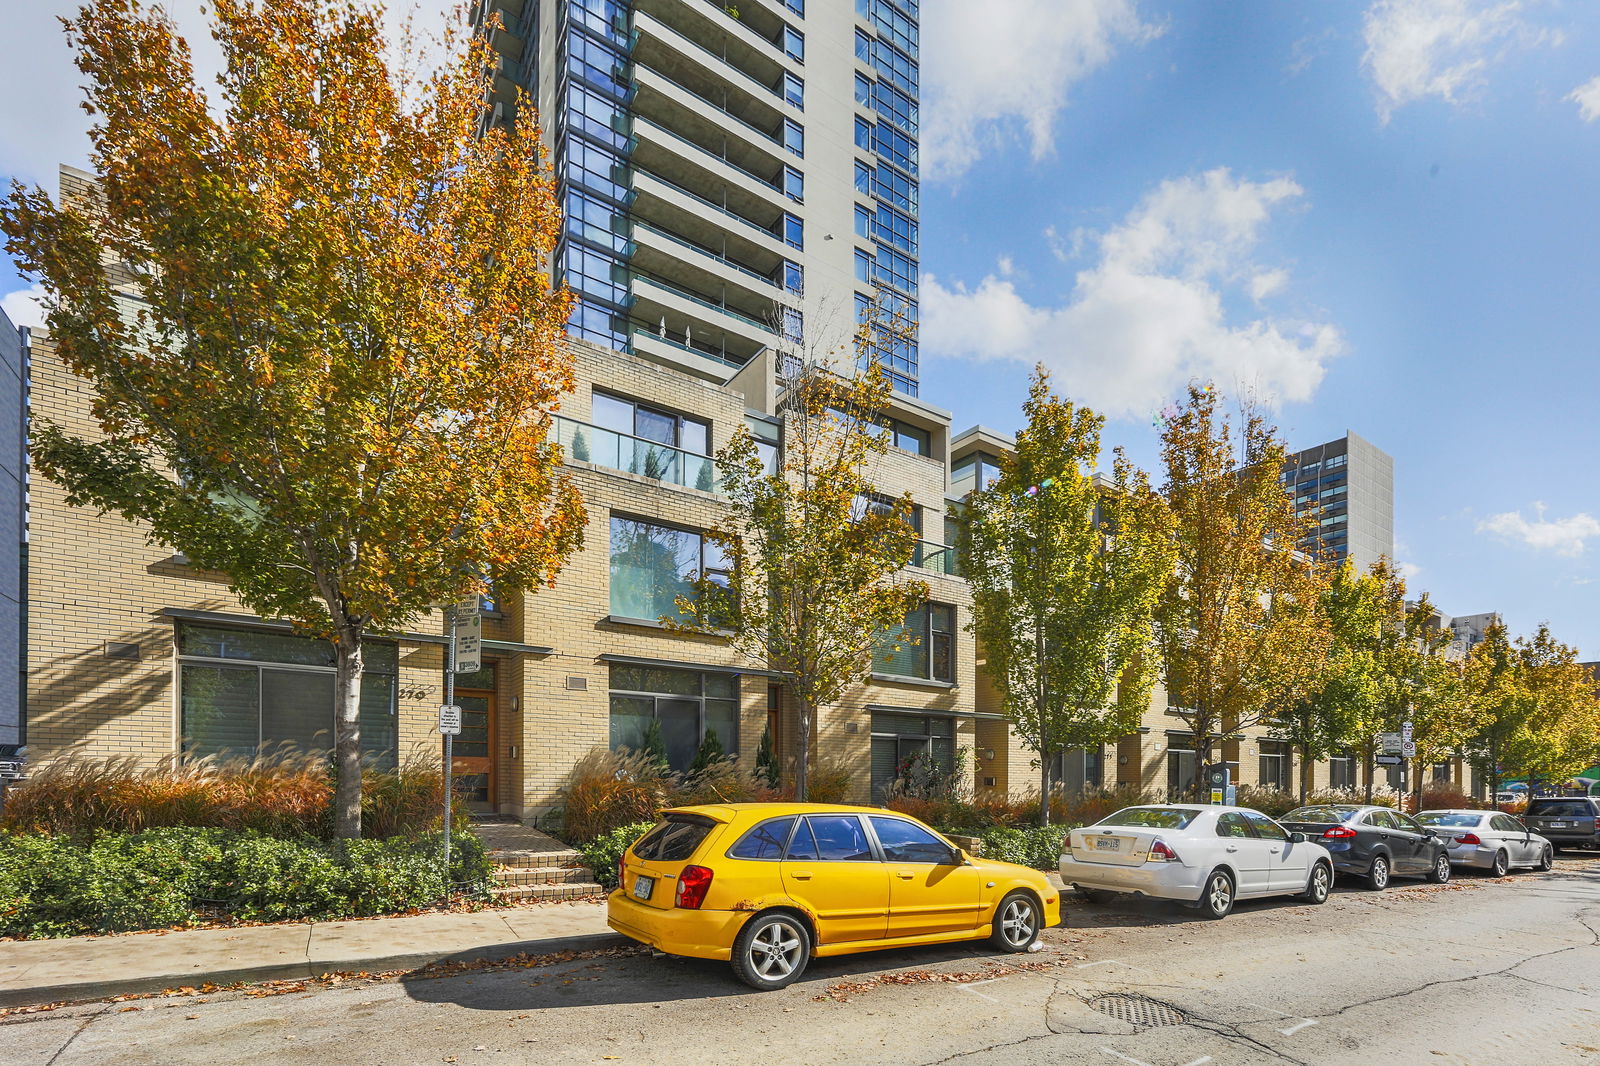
[1,0,583,838]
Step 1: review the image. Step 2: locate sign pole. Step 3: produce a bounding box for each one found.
[443,611,455,887]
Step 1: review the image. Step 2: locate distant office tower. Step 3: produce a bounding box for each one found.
[0,307,22,745]
[1282,431,1394,572]
[476,0,922,394]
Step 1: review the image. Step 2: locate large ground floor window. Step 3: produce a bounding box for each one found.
[1259,740,1291,792]
[178,624,397,766]
[1052,746,1105,792]
[870,712,955,801]
[1329,751,1356,790]
[608,663,740,772]
[1166,734,1196,799]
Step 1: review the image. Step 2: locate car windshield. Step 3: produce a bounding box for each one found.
[1417,812,1482,827]
[1097,807,1200,830]
[1285,805,1360,823]
[633,817,714,862]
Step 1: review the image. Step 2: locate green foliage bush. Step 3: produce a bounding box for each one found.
[957,825,1068,871]
[1232,785,1300,818]
[580,821,658,890]
[0,828,490,937]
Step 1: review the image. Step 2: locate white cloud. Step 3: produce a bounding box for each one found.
[0,283,45,330]
[920,0,1158,182]
[922,168,1342,419]
[1396,559,1423,580]
[1478,504,1600,557]
[1361,0,1561,123]
[1568,76,1600,121]
[0,2,452,188]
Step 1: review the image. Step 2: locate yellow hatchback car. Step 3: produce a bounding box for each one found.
[607,802,1060,990]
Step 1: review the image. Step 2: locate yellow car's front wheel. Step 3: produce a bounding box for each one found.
[988,891,1041,952]
[731,912,811,991]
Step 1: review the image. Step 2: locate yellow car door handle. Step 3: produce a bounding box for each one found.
[896,872,915,880]
[791,871,812,880]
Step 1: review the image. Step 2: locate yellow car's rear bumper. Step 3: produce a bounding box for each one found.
[607,890,744,961]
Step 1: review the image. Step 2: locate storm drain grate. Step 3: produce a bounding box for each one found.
[1087,994,1186,1028]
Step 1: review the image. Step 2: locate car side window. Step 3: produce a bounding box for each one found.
[868,817,955,864]
[1366,810,1396,830]
[1242,812,1288,842]
[728,817,795,860]
[1491,815,1523,833]
[802,815,875,861]
[1215,812,1255,839]
[1395,813,1424,834]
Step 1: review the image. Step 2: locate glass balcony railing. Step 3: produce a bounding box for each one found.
[554,414,722,494]
[910,540,960,577]
[632,219,778,288]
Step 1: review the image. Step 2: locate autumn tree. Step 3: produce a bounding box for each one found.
[673,332,927,801]
[955,368,1174,824]
[1462,622,1525,800]
[1154,385,1330,798]
[1,0,583,837]
[1503,625,1600,789]
[1269,561,1385,801]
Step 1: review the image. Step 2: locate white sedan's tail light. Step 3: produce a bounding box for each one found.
[1147,839,1181,863]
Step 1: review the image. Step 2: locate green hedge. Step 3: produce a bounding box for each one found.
[0,828,491,938]
[950,824,1072,871]
[580,821,657,890]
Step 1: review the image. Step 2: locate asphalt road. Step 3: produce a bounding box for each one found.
[7,854,1599,1066]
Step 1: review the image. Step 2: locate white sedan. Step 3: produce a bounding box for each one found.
[1059,804,1335,919]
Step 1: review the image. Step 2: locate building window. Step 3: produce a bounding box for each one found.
[609,664,739,772]
[1259,740,1291,792]
[779,306,804,344]
[592,391,709,455]
[875,602,954,683]
[746,414,781,474]
[178,624,397,766]
[952,452,1003,493]
[782,212,803,250]
[783,72,804,108]
[782,260,804,295]
[1166,734,1196,799]
[608,517,730,624]
[855,248,873,283]
[782,25,804,62]
[1052,747,1104,792]
[1432,761,1452,783]
[783,118,804,156]
[870,712,954,801]
[1328,751,1356,790]
[783,165,804,201]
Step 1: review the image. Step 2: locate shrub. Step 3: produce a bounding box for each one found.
[805,755,855,804]
[753,726,779,790]
[580,822,658,890]
[1232,786,1299,818]
[0,828,492,937]
[688,730,728,777]
[671,758,762,807]
[559,748,670,843]
[958,825,1068,870]
[0,751,460,841]
[1419,783,1480,811]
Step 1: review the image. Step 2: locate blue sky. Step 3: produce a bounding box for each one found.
[2,1,1597,658]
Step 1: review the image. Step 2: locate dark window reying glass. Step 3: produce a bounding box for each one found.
[800,815,875,861]
[1097,807,1200,830]
[728,818,796,860]
[634,818,714,862]
[869,816,954,863]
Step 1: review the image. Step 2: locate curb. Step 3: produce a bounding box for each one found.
[0,931,628,1009]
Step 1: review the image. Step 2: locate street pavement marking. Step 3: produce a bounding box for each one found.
[1098,1049,1211,1066]
[1076,958,1157,975]
[1244,1001,1319,1037]
[955,977,1008,1003]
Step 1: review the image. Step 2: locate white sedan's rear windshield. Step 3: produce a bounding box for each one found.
[1097,807,1200,830]
[1417,812,1483,827]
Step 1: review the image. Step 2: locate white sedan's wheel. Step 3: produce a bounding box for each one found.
[1301,862,1332,903]
[1199,869,1235,920]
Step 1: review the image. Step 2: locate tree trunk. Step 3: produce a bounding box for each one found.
[333,626,365,839]
[1038,746,1051,827]
[1363,748,1375,804]
[1411,756,1424,813]
[1488,736,1500,807]
[1299,746,1311,803]
[793,693,813,802]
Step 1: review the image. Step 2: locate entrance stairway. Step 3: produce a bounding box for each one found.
[471,816,605,903]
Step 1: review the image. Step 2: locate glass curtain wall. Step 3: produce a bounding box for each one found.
[608,663,740,771]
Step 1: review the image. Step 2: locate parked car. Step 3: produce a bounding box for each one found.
[1280,804,1452,889]
[1521,796,1600,852]
[1415,809,1554,874]
[607,803,1060,991]
[1058,804,1333,920]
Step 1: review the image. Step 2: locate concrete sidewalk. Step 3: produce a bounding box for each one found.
[0,901,619,1008]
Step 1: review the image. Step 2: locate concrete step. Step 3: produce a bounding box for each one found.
[493,865,595,886]
[491,881,607,902]
[487,848,585,869]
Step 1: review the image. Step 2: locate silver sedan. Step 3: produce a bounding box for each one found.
[1415,809,1554,876]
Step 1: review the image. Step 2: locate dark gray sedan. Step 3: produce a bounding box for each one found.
[1416,809,1554,875]
[1281,804,1452,890]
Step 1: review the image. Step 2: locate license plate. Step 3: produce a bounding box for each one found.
[1094,838,1121,851]
[1550,822,1569,828]
[632,874,655,901]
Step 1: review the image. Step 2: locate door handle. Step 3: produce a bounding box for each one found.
[791,871,812,880]
[1225,846,1239,853]
[1270,848,1281,854]
[897,872,914,880]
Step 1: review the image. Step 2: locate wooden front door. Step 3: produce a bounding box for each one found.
[452,689,496,810]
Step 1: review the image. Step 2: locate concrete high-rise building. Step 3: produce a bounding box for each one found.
[476,0,922,395]
[1282,430,1394,573]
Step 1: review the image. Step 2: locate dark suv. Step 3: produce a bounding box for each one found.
[1522,797,1600,851]
[1281,804,1452,889]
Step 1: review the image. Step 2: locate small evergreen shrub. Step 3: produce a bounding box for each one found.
[580,822,658,890]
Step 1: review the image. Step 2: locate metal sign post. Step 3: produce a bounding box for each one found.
[441,609,457,886]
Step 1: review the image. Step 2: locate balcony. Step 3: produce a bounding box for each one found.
[554,414,722,494]
[910,540,960,577]
[631,219,788,306]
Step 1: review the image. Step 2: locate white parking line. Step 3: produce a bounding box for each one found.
[1097,1050,1211,1066]
[1244,1001,1319,1037]
[1076,958,1157,975]
[1278,1019,1318,1037]
[955,977,1008,1003]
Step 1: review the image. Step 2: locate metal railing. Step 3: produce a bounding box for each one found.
[632,219,778,288]
[554,415,722,494]
[630,271,777,334]
[910,540,960,577]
